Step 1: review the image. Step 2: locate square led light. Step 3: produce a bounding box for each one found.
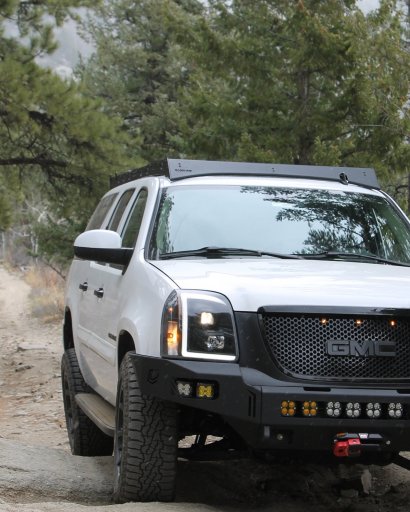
[176,380,194,397]
[196,383,215,399]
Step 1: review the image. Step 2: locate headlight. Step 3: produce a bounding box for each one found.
[161,291,238,361]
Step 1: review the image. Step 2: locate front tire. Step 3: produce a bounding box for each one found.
[113,353,178,502]
[61,348,114,456]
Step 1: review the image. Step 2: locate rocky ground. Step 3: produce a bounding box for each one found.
[2,264,410,512]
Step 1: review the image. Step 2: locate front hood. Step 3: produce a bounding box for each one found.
[151,259,410,312]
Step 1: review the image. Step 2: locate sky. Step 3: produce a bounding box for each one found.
[38,0,382,78]
[358,0,381,11]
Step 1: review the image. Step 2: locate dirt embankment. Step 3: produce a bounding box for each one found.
[2,265,410,512]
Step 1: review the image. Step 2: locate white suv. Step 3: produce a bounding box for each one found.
[62,159,410,502]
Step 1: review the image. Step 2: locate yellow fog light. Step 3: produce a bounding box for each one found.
[196,383,215,399]
[281,400,296,417]
[302,401,318,417]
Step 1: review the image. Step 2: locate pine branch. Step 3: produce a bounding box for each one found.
[0,157,67,167]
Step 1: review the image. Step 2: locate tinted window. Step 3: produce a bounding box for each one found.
[86,193,118,230]
[149,185,410,264]
[107,189,135,231]
[121,189,148,248]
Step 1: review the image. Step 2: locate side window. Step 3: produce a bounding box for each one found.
[86,193,118,230]
[106,189,135,232]
[121,189,148,248]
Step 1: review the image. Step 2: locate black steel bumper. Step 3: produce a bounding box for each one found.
[131,354,410,454]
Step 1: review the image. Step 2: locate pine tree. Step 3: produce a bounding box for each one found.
[176,0,410,177]
[0,0,133,267]
[79,0,204,162]
[80,0,410,189]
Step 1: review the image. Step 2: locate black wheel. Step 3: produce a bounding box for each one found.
[61,348,114,456]
[113,353,178,502]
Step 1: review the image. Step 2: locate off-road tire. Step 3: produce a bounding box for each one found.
[61,348,114,456]
[113,352,178,503]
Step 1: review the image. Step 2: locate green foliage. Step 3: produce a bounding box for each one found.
[0,0,134,268]
[78,0,204,162]
[177,0,410,175]
[81,0,410,192]
[3,0,410,268]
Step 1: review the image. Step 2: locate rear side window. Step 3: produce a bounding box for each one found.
[86,193,118,230]
[107,189,135,232]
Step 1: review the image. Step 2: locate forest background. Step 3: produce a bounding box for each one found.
[1,0,410,277]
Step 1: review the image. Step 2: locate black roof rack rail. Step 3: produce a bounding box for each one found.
[110,158,380,190]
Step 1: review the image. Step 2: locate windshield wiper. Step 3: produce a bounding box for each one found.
[299,251,410,267]
[159,246,302,260]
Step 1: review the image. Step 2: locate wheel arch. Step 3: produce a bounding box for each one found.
[117,330,136,371]
[63,307,74,351]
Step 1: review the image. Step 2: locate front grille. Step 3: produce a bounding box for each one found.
[261,313,410,382]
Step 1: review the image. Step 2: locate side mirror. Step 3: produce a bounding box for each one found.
[74,230,133,266]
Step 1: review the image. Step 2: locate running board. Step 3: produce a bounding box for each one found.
[393,454,410,471]
[75,393,116,437]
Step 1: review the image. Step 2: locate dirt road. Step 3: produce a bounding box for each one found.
[2,265,410,512]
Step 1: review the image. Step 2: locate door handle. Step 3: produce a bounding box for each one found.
[94,288,104,299]
[79,282,88,292]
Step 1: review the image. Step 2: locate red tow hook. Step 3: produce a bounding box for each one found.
[333,433,361,458]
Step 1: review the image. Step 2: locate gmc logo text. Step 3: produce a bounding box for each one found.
[326,339,396,357]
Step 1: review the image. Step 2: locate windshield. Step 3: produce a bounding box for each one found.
[148,185,410,264]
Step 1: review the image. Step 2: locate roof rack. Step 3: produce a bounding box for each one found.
[110,158,380,190]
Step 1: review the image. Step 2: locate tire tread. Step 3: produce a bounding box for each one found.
[61,348,113,456]
[114,353,177,502]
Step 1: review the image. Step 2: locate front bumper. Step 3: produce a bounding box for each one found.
[131,354,410,454]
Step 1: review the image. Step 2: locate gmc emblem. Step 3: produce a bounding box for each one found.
[327,339,396,357]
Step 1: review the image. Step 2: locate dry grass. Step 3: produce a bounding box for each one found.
[24,266,65,323]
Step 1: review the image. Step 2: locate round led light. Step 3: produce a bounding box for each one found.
[281,400,296,417]
[326,401,342,417]
[346,402,361,418]
[366,402,381,419]
[302,400,318,417]
[388,402,403,419]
